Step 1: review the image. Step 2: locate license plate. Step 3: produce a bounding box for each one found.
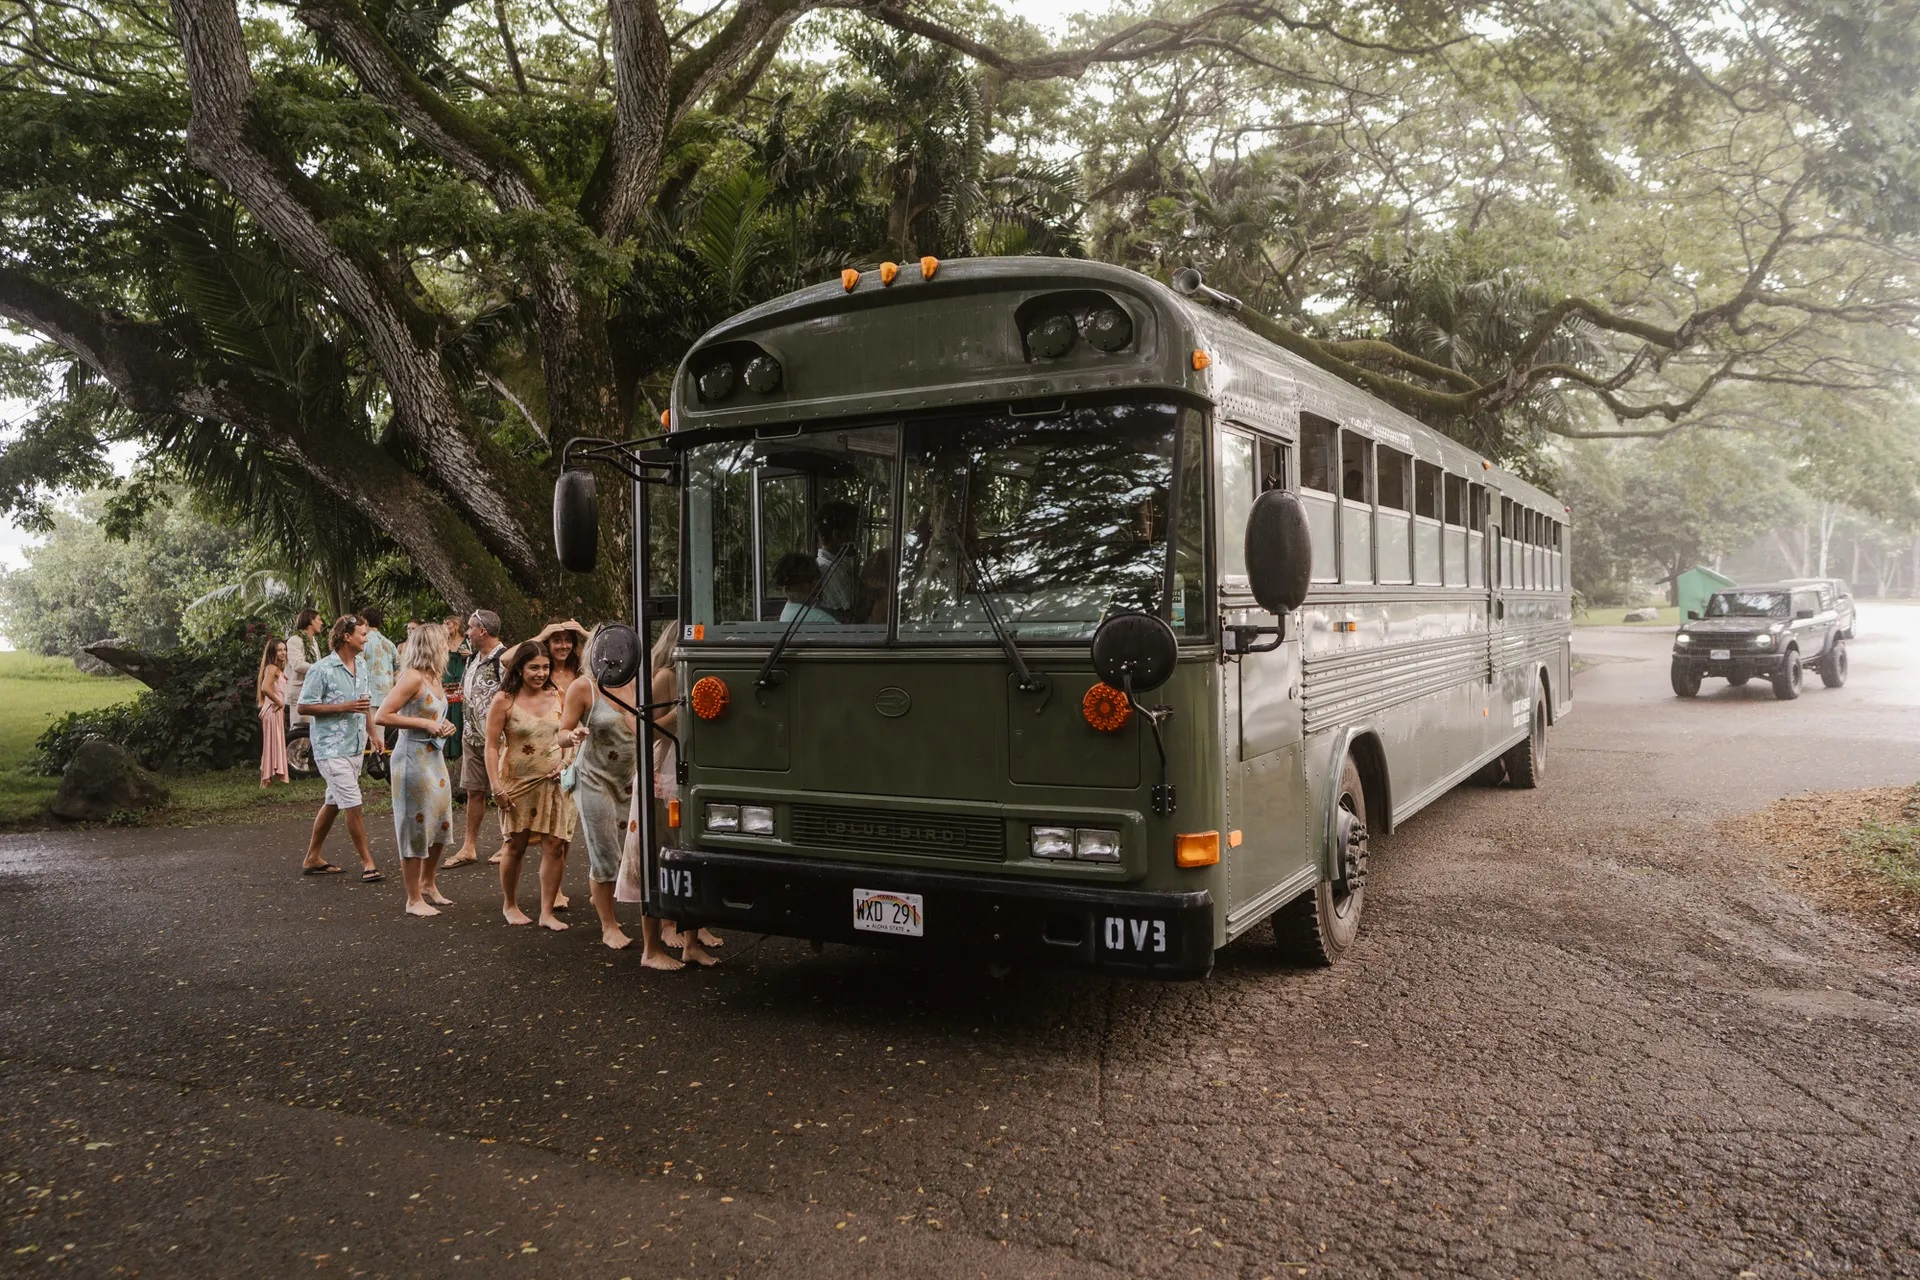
[852,888,924,937]
[1709,648,1731,660]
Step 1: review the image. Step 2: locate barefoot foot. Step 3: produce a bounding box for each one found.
[425,890,455,906]
[640,950,685,971]
[503,907,532,926]
[660,923,685,948]
[601,928,634,950]
[552,894,571,911]
[442,851,477,869]
[681,939,720,967]
[696,928,724,948]
[539,913,570,932]
[405,901,442,917]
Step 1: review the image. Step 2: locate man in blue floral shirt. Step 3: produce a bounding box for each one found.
[296,615,382,881]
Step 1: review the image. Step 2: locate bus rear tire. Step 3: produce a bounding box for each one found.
[1275,756,1367,967]
[1503,686,1547,789]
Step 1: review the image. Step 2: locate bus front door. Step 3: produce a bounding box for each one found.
[1219,428,1311,928]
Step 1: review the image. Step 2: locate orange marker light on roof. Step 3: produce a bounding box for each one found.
[1175,831,1220,868]
[880,261,899,285]
[920,256,939,279]
[690,675,730,720]
[660,409,671,428]
[1482,459,1492,470]
[1192,349,1211,371]
[841,268,861,291]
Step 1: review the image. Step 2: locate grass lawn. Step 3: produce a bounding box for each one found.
[1575,605,1680,627]
[0,652,404,830]
[0,652,141,826]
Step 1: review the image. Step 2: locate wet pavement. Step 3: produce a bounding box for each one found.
[3,606,1918,1278]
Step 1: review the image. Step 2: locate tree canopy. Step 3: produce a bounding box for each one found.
[2,0,1915,627]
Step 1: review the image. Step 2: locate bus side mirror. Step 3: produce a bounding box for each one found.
[591,622,641,687]
[554,470,599,572]
[1686,610,1700,620]
[1091,612,1179,693]
[1244,489,1311,615]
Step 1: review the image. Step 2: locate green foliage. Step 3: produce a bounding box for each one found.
[34,620,275,776]
[0,490,251,657]
[1844,785,1920,897]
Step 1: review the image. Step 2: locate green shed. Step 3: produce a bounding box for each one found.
[1677,565,1737,620]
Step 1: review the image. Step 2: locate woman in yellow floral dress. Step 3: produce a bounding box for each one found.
[484,640,575,930]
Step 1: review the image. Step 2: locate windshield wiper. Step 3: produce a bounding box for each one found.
[756,544,851,689]
[962,543,1045,694]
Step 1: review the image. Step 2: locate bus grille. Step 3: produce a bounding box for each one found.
[789,805,1005,861]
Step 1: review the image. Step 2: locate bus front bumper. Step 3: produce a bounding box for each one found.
[652,847,1216,979]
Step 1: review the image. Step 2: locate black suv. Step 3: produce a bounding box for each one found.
[1671,584,1846,700]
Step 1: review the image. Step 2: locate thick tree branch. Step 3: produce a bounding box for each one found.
[668,0,808,122]
[579,0,671,242]
[0,266,523,613]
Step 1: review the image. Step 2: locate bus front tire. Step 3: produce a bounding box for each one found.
[1275,756,1367,967]
[1771,650,1803,700]
[1670,661,1701,698]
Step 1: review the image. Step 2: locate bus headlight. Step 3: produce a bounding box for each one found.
[1075,828,1121,862]
[1030,826,1074,859]
[740,805,774,835]
[705,803,740,833]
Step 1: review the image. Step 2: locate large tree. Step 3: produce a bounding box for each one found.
[2,0,1916,628]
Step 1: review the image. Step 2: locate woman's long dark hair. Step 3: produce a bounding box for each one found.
[497,640,551,696]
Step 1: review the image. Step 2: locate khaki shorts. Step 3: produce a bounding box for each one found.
[459,746,490,795]
[315,755,363,810]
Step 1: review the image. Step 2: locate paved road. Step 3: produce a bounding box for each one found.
[3,607,1918,1278]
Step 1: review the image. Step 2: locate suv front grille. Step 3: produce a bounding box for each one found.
[789,804,1005,861]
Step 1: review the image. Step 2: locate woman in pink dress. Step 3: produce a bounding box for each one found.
[258,637,290,786]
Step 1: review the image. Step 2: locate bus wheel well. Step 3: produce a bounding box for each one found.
[1346,733,1392,836]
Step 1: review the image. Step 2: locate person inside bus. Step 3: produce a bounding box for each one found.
[813,500,863,620]
[772,552,838,625]
[858,546,893,624]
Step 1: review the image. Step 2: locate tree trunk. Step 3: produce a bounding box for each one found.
[1815,502,1836,576]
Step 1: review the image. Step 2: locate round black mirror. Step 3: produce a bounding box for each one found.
[554,469,599,573]
[1245,488,1311,614]
[591,622,641,688]
[1091,612,1179,693]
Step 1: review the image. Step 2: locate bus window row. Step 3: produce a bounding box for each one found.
[1275,414,1565,591]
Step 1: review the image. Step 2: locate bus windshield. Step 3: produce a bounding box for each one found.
[681,399,1203,644]
[1705,591,1788,618]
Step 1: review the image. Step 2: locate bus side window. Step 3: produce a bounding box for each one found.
[1218,430,1256,588]
[1299,414,1338,581]
[1340,430,1374,584]
[1467,482,1485,589]
[1414,459,1441,587]
[1376,445,1412,586]
[1443,473,1467,587]
[1499,497,1514,587]
[1257,438,1289,492]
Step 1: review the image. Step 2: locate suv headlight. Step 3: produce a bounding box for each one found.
[1752,633,1773,648]
[1674,634,1691,646]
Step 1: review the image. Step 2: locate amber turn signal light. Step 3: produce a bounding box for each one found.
[660,409,670,428]
[920,255,939,279]
[842,268,861,291]
[880,261,899,285]
[690,675,730,720]
[1081,683,1131,732]
[667,799,682,829]
[1191,349,1211,371]
[1175,831,1220,868]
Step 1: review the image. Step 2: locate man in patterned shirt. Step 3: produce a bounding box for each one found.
[296,615,381,881]
[443,609,507,869]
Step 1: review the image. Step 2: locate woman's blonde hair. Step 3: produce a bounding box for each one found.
[399,621,449,678]
[649,619,679,672]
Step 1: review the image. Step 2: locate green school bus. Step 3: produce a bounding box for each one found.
[555,257,1571,978]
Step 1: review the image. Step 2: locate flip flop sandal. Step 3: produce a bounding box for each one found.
[302,863,344,876]
[361,869,385,883]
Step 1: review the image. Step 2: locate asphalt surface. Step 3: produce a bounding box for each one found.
[3,606,1918,1279]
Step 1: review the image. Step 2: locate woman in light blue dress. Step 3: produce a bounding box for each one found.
[375,625,459,917]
